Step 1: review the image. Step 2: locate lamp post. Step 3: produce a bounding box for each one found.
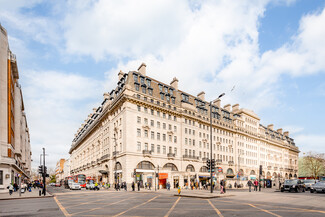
[210,93,225,193]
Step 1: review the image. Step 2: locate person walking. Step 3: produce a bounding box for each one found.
[247,180,253,192]
[132,182,135,191]
[254,179,258,191]
[8,183,14,195]
[220,179,224,194]
[137,181,140,191]
[148,182,151,190]
[177,185,181,195]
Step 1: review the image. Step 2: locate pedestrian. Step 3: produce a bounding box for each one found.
[220,179,224,194]
[247,180,252,192]
[8,183,14,195]
[254,179,258,191]
[132,182,135,191]
[124,182,127,191]
[223,180,227,193]
[177,185,181,195]
[234,182,237,188]
[137,181,140,191]
[148,182,151,190]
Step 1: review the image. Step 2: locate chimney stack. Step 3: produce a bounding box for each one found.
[103,92,109,99]
[138,63,146,76]
[213,99,221,107]
[118,70,124,80]
[267,124,274,130]
[197,91,205,101]
[232,104,239,112]
[284,131,289,137]
[277,128,283,134]
[170,77,179,90]
[224,104,231,111]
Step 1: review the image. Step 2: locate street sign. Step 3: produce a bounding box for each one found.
[218,167,222,173]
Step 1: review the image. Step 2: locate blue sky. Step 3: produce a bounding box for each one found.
[0,0,324,169]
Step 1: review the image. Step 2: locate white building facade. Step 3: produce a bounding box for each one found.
[69,63,299,189]
[0,25,32,192]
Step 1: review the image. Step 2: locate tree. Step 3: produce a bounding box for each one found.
[50,174,56,183]
[302,152,325,179]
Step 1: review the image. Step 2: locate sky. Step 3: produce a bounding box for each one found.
[0,0,324,169]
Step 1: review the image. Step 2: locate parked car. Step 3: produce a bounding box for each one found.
[310,181,325,193]
[281,179,305,192]
[304,179,317,191]
[86,183,95,190]
[70,182,81,190]
[55,183,61,187]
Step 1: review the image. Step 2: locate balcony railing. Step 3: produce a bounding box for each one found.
[142,150,152,156]
[228,161,234,165]
[167,153,175,158]
[183,155,199,160]
[101,154,110,161]
[216,159,222,164]
[113,151,119,156]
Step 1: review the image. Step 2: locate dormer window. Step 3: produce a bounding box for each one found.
[159,84,163,92]
[140,77,145,84]
[146,79,151,87]
[182,93,189,102]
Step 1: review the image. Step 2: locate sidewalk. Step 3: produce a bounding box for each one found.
[0,188,52,200]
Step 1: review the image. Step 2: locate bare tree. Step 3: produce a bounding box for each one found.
[302,152,325,179]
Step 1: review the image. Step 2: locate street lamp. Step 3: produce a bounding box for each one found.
[210,93,225,193]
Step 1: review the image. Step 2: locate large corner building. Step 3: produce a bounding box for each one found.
[69,63,299,189]
[0,24,32,192]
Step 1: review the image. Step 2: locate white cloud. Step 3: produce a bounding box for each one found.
[21,70,105,168]
[295,134,325,155]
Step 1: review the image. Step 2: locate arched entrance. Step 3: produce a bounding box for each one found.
[162,163,178,189]
[135,161,155,189]
[289,174,293,179]
[114,162,122,184]
[186,164,195,172]
[226,168,235,178]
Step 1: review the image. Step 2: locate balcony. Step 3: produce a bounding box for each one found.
[142,150,152,157]
[216,159,222,164]
[183,155,199,161]
[113,151,119,157]
[202,157,208,162]
[267,166,272,170]
[274,167,278,170]
[101,154,110,161]
[167,153,175,158]
[228,161,234,166]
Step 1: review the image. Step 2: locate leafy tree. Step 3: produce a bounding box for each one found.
[302,152,325,179]
[50,174,56,183]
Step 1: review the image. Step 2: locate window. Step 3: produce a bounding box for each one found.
[163,134,166,141]
[169,135,172,142]
[193,150,195,156]
[199,151,202,158]
[170,89,174,96]
[174,136,177,143]
[133,74,138,82]
[181,94,189,102]
[160,93,164,100]
[169,146,172,153]
[137,129,141,137]
[157,122,160,128]
[163,113,166,118]
[150,120,154,127]
[137,106,141,111]
[151,144,154,152]
[151,131,155,139]
[151,109,154,115]
[189,138,192,145]
[141,86,146,93]
[135,84,139,91]
[163,123,166,129]
[168,124,172,130]
[144,118,148,124]
[144,130,148,137]
[163,146,166,154]
[0,170,2,185]
[137,116,141,123]
[185,138,188,145]
[185,149,188,155]
[157,133,161,140]
[145,143,148,150]
[157,111,160,117]
[185,128,188,134]
[148,89,153,95]
[147,79,151,87]
[144,107,148,113]
[174,147,177,155]
[157,145,161,153]
[193,139,195,146]
[137,142,141,151]
[159,84,163,92]
[140,77,145,84]
[174,116,176,121]
[174,126,177,132]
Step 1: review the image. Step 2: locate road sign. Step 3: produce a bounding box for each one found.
[218,167,222,173]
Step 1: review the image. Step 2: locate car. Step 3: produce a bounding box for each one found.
[86,183,95,190]
[55,183,61,187]
[281,179,305,193]
[304,179,317,191]
[310,181,325,193]
[70,182,81,190]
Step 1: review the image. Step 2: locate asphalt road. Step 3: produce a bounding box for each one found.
[1,186,325,217]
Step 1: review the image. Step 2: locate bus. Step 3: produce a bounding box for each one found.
[73,174,86,187]
[64,176,73,189]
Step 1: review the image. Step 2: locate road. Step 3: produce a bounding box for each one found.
[1,186,325,216]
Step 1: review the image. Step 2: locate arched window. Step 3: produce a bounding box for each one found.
[163,163,178,171]
[115,162,122,170]
[250,170,255,175]
[200,166,208,172]
[186,165,195,172]
[136,161,155,170]
[227,168,234,175]
[289,173,293,178]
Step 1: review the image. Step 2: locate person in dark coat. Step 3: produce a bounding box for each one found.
[247,180,253,192]
[137,181,140,191]
[132,182,135,191]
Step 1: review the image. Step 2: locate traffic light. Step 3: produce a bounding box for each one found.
[211,159,215,172]
[44,166,47,174]
[206,159,211,170]
[38,165,43,174]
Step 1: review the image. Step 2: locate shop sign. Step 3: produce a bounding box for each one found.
[158,173,168,179]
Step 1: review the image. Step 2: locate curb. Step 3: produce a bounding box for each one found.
[174,194,234,199]
[0,191,53,201]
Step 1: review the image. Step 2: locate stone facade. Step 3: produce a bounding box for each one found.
[55,158,66,184]
[0,24,32,192]
[69,63,299,189]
